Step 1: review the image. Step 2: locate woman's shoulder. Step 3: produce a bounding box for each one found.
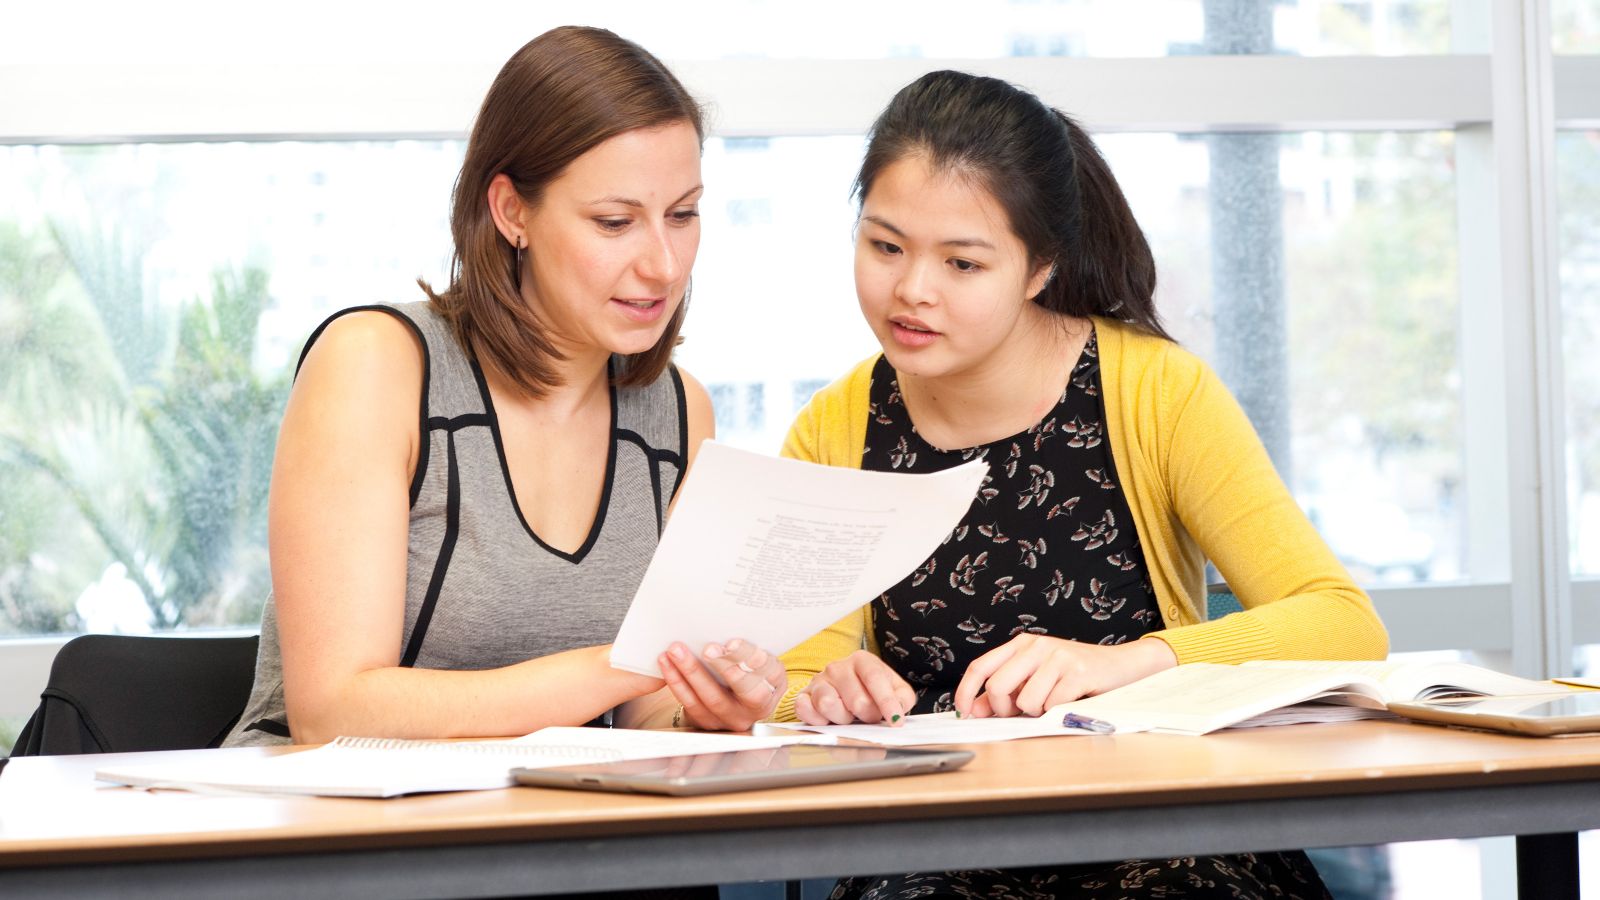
[299,306,427,383]
[782,354,880,465]
[1095,317,1216,399]
[806,352,883,408]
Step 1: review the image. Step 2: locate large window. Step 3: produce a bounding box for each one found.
[6,1,1594,894]
[0,126,1468,642]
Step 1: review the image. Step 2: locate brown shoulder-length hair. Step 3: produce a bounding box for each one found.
[420,26,704,395]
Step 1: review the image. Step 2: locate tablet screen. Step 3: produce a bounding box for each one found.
[511,745,974,796]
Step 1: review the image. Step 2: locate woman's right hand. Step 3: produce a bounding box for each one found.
[795,650,916,726]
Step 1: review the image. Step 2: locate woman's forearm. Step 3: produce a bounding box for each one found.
[285,644,662,744]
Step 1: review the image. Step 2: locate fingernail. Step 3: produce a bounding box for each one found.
[725,638,744,652]
[954,710,963,719]
[670,645,688,660]
[890,714,901,723]
[704,644,724,659]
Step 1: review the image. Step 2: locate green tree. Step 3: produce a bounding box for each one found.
[0,216,288,634]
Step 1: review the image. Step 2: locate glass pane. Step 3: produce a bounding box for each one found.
[1554,0,1600,54]
[10,0,1452,65]
[1562,130,1600,575]
[0,129,1463,638]
[1140,131,1461,585]
[0,140,463,636]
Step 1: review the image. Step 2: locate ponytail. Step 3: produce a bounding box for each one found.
[1035,112,1168,340]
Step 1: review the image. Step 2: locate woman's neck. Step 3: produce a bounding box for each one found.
[899,313,1091,452]
[481,342,612,421]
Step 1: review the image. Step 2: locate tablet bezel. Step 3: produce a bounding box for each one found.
[511,745,975,796]
[1388,692,1600,737]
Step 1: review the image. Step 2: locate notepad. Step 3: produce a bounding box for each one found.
[94,727,823,798]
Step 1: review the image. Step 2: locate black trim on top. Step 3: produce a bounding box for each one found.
[243,718,291,738]
[469,355,618,565]
[428,413,493,432]
[669,364,689,503]
[402,430,462,667]
[294,304,433,509]
[616,429,667,534]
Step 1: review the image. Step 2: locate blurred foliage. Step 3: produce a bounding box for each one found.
[0,218,287,635]
[1289,132,1460,465]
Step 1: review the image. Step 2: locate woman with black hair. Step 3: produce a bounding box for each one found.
[776,70,1389,899]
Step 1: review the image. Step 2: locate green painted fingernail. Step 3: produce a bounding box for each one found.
[954,710,963,718]
[891,714,901,723]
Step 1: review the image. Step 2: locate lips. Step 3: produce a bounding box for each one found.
[612,297,668,323]
[890,315,938,335]
[888,315,940,348]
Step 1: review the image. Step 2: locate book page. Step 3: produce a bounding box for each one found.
[610,442,986,676]
[1055,663,1389,735]
[94,728,827,798]
[1241,659,1567,702]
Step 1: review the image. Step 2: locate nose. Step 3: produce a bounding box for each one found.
[894,257,937,307]
[637,224,683,286]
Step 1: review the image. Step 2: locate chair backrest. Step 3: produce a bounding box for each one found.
[7,634,259,758]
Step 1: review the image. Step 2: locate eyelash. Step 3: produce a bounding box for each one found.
[871,239,982,273]
[595,209,700,233]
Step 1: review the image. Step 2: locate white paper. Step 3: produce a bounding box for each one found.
[766,710,1150,746]
[610,441,987,676]
[94,727,829,798]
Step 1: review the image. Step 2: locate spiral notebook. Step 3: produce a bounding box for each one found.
[94,727,819,798]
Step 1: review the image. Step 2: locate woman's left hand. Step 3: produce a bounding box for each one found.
[953,634,1177,718]
[658,638,788,731]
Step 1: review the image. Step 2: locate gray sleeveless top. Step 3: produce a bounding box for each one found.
[223,302,686,746]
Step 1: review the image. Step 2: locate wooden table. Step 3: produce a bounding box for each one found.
[3,720,1599,898]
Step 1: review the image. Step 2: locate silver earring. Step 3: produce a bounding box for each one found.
[514,235,525,289]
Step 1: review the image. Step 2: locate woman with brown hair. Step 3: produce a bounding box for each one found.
[224,26,783,751]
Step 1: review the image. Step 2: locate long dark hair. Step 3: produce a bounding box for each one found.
[855,70,1170,341]
[420,26,704,396]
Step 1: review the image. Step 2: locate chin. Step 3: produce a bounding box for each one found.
[879,345,946,379]
[608,331,670,359]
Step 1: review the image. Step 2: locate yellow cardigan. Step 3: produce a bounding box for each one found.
[774,317,1388,721]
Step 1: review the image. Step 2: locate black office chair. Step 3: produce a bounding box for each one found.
[6,633,259,760]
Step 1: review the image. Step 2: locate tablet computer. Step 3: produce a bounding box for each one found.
[1388,691,1600,737]
[511,744,974,796]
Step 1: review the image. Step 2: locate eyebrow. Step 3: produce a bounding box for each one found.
[861,214,995,251]
[589,185,704,208]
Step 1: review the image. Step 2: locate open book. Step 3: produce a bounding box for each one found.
[94,727,822,798]
[1055,659,1576,736]
[778,660,1575,745]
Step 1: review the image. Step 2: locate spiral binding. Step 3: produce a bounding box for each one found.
[330,736,624,761]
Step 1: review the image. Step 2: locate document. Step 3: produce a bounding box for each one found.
[93,727,830,798]
[610,441,987,676]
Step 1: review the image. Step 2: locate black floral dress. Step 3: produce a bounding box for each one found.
[828,331,1331,900]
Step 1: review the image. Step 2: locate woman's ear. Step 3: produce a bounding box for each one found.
[486,174,527,247]
[1025,259,1056,301]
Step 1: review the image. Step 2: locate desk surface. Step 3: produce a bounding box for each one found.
[4,721,1600,898]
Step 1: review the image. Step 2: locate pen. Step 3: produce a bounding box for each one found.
[1061,712,1116,734]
